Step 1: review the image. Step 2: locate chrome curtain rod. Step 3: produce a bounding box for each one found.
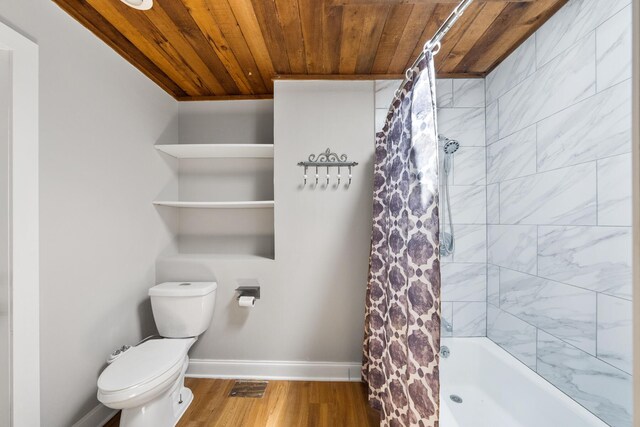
[394,0,475,98]
[425,0,475,56]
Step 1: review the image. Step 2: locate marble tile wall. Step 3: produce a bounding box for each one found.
[374,77,487,338]
[484,1,633,425]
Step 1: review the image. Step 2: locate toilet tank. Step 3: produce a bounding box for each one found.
[149,282,217,338]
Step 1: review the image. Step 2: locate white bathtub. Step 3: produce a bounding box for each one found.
[440,338,609,427]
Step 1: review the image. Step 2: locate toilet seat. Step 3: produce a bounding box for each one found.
[97,338,195,408]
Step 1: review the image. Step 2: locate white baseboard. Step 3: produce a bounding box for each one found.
[72,403,117,427]
[187,359,363,382]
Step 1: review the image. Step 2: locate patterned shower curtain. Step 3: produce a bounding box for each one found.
[362,50,441,427]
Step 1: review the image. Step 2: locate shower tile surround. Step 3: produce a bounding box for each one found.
[375,77,488,338]
[484,0,633,425]
[375,1,632,424]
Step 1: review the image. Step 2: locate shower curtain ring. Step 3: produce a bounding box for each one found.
[431,41,442,55]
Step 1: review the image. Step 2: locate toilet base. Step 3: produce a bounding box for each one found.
[118,359,193,427]
[119,385,193,427]
[173,387,193,424]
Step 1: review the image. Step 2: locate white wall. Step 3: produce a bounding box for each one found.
[0,48,10,427]
[484,0,633,425]
[0,1,179,426]
[157,81,374,372]
[632,0,640,426]
[179,100,274,145]
[273,81,374,362]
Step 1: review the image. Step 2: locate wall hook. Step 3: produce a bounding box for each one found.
[348,166,353,188]
[297,149,358,190]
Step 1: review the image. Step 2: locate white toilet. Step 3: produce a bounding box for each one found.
[97,281,217,427]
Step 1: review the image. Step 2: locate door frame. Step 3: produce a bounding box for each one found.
[633,0,639,426]
[0,20,39,427]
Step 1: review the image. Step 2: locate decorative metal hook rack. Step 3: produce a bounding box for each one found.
[297,148,358,188]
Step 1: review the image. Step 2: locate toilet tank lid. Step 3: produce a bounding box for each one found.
[149,281,217,297]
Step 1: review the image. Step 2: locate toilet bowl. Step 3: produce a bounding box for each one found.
[97,282,217,427]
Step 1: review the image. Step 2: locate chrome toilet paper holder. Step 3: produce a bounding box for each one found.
[235,286,260,300]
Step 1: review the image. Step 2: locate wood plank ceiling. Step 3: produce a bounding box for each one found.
[52,0,568,100]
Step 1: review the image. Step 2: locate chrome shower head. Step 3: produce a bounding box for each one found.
[439,136,460,154]
[444,140,459,154]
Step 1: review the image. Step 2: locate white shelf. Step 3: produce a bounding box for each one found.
[153,200,274,209]
[155,144,274,159]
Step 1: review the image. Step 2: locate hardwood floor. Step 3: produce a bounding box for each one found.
[104,378,380,427]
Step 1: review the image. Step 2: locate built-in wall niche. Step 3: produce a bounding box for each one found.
[177,207,274,257]
[154,143,275,259]
[154,100,276,259]
[178,157,273,202]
